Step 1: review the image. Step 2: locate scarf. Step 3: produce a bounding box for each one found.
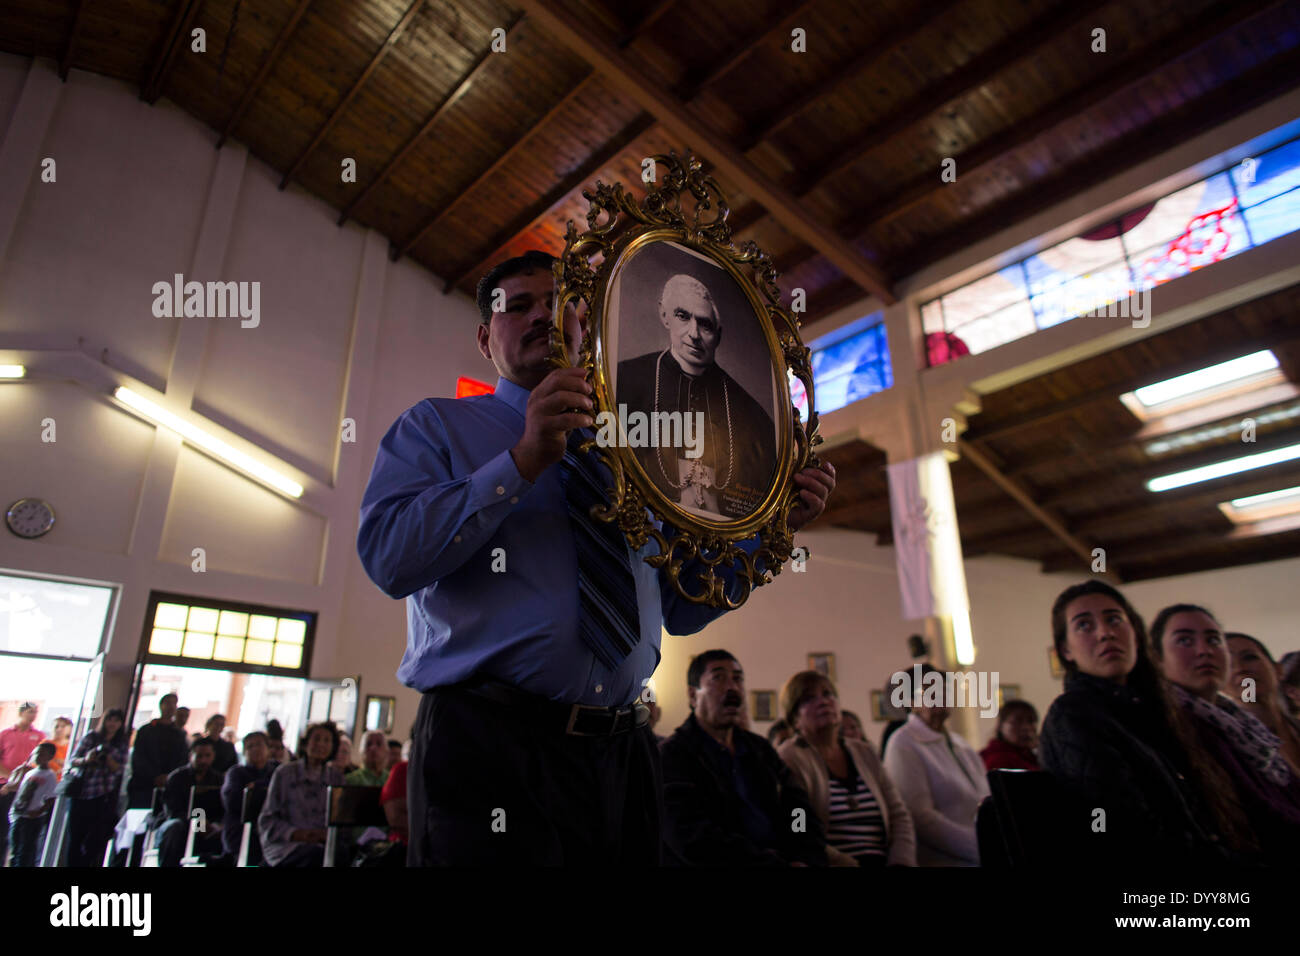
[1172,684,1293,788]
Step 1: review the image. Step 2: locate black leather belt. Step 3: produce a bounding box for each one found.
[460,677,649,737]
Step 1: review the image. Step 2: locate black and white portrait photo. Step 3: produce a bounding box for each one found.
[607,240,781,521]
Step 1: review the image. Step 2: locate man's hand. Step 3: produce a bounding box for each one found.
[510,366,594,482]
[788,460,835,533]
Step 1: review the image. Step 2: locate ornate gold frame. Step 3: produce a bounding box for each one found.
[550,151,820,609]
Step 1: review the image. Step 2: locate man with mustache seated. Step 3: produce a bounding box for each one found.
[661,650,829,865]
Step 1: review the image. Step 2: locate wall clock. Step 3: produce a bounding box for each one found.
[5,498,56,539]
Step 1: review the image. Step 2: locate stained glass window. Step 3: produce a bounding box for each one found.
[143,593,314,676]
[922,131,1300,365]
[790,319,892,419]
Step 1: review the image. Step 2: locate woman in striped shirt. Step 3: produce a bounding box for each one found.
[777,671,916,867]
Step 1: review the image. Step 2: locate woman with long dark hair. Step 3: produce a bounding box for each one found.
[65,708,129,867]
[1150,606,1300,862]
[1038,581,1250,864]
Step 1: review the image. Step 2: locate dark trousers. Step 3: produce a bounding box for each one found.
[0,792,13,864]
[155,818,224,867]
[67,795,116,867]
[269,843,324,867]
[8,815,46,867]
[407,684,663,866]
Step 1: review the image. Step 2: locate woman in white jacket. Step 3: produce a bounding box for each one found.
[777,671,916,867]
[882,663,989,865]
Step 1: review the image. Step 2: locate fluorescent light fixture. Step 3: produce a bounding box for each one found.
[1231,486,1300,509]
[1219,485,1300,525]
[0,364,26,378]
[1147,443,1300,492]
[1134,350,1278,407]
[1142,402,1300,455]
[114,387,304,498]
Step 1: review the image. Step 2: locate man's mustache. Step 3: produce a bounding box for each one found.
[723,693,742,706]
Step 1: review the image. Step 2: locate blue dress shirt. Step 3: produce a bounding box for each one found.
[358,376,754,706]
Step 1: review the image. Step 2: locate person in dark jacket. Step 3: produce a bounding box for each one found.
[1038,581,1237,865]
[980,700,1040,771]
[660,649,826,866]
[199,714,238,774]
[127,694,190,809]
[155,739,225,866]
[220,731,279,860]
[1150,605,1300,863]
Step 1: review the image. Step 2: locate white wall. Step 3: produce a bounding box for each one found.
[0,56,493,741]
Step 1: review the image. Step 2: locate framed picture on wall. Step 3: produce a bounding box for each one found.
[999,683,1021,708]
[807,652,836,683]
[1048,647,1065,679]
[749,690,777,722]
[365,695,396,734]
[870,689,908,723]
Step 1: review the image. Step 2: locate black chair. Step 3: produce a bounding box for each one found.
[179,784,226,867]
[983,769,1085,866]
[135,787,167,867]
[323,786,387,867]
[237,782,268,867]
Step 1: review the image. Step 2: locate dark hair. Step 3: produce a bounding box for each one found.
[160,693,178,707]
[993,700,1038,742]
[35,741,56,760]
[98,708,127,746]
[18,701,36,714]
[190,738,215,754]
[1051,582,1257,855]
[387,739,401,749]
[205,713,225,730]
[1224,632,1274,663]
[687,650,738,689]
[766,719,792,744]
[242,731,268,748]
[266,719,285,741]
[475,251,555,325]
[302,722,340,763]
[1148,604,1220,660]
[1280,651,1300,689]
[780,670,836,729]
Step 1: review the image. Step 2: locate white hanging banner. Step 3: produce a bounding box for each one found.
[886,453,969,621]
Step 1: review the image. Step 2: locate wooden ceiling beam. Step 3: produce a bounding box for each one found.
[350,15,525,237]
[281,0,427,191]
[802,0,1108,194]
[58,0,89,81]
[618,0,678,48]
[963,331,1300,445]
[516,0,896,304]
[957,438,1118,578]
[1117,534,1300,582]
[141,0,203,104]
[440,113,656,282]
[842,0,1285,235]
[218,0,313,148]
[745,0,963,151]
[393,71,596,250]
[679,0,817,98]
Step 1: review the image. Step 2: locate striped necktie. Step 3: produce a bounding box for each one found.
[560,429,641,671]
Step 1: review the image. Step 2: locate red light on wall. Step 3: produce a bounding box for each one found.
[456,376,494,398]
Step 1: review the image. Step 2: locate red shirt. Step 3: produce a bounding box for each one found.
[379,760,407,843]
[0,725,45,783]
[980,737,1041,772]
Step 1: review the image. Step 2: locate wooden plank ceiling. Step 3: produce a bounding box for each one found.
[3,0,1299,581]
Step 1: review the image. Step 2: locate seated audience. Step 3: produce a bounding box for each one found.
[980,700,1041,771]
[65,708,129,867]
[778,671,915,867]
[345,731,390,787]
[660,650,827,866]
[156,739,225,867]
[1038,581,1241,864]
[221,731,279,860]
[882,663,989,866]
[201,714,238,774]
[839,710,866,742]
[766,720,794,748]
[259,722,345,867]
[331,733,358,775]
[1228,632,1300,774]
[1278,651,1300,718]
[127,693,189,809]
[380,759,408,845]
[1149,605,1298,862]
[386,739,403,770]
[266,719,293,764]
[7,742,57,867]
